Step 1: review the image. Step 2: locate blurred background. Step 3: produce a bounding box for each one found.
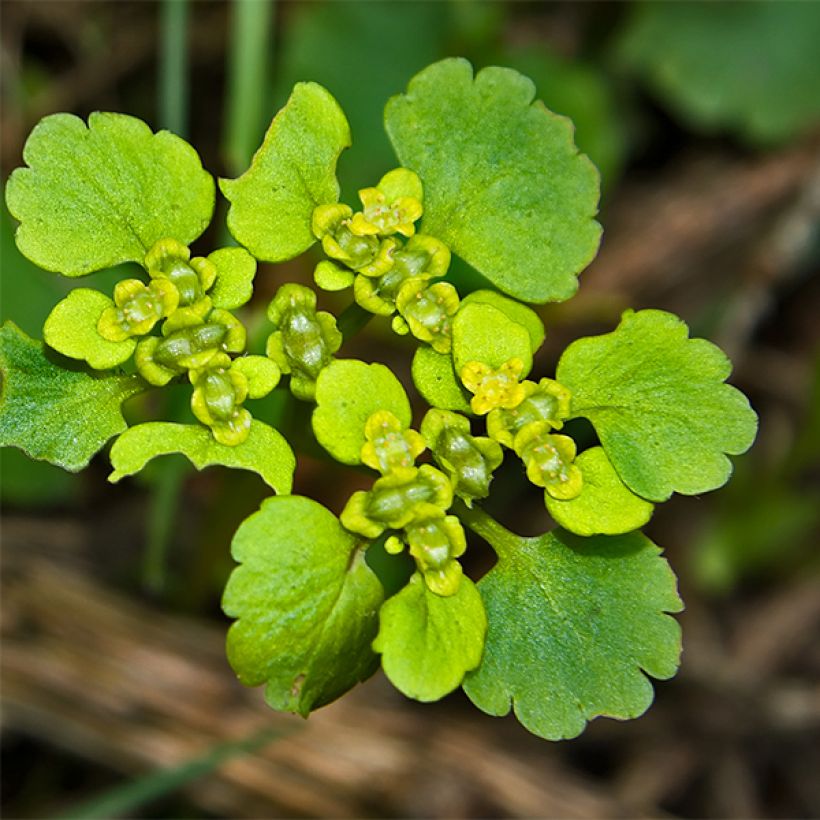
[2,1,819,817]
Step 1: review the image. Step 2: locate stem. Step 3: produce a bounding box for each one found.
[159,0,189,136]
[142,456,187,593]
[454,500,515,558]
[224,0,275,176]
[337,302,373,341]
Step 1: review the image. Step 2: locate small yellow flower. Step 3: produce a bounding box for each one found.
[513,422,582,500]
[349,188,423,238]
[97,278,179,341]
[460,358,526,415]
[360,410,426,475]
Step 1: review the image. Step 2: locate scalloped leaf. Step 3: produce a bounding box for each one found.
[616,1,820,146]
[462,514,682,740]
[452,302,533,376]
[0,322,143,471]
[108,420,294,493]
[313,359,412,465]
[220,83,351,262]
[461,290,545,352]
[223,496,384,716]
[556,309,758,502]
[411,347,472,414]
[385,58,601,303]
[545,447,654,536]
[5,113,214,276]
[373,572,486,702]
[208,247,257,309]
[43,288,135,369]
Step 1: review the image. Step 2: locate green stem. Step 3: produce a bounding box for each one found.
[143,456,188,593]
[159,0,189,136]
[454,500,514,557]
[224,0,275,176]
[59,726,290,820]
[337,302,373,341]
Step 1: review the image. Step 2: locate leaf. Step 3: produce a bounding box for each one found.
[385,58,602,303]
[222,495,384,716]
[108,420,294,493]
[0,322,144,471]
[220,83,351,262]
[275,0,449,199]
[313,359,412,465]
[461,290,545,352]
[44,288,135,369]
[5,112,215,276]
[207,247,256,309]
[411,347,472,414]
[499,45,629,186]
[545,447,654,536]
[556,310,758,502]
[616,1,820,145]
[452,302,533,376]
[373,572,486,702]
[461,513,682,740]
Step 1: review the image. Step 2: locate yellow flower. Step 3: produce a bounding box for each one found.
[460,358,526,415]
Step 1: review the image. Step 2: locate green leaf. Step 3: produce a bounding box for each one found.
[461,512,682,740]
[0,322,144,471]
[556,309,758,502]
[461,290,545,352]
[452,302,533,376]
[545,447,654,536]
[5,112,215,276]
[207,247,256,309]
[108,420,294,493]
[373,572,486,702]
[411,346,472,414]
[220,83,351,262]
[44,288,135,369]
[275,0,449,199]
[499,45,629,187]
[223,495,384,716]
[616,1,820,145]
[385,58,601,303]
[313,359,412,465]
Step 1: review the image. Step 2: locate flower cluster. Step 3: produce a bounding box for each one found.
[461,359,582,502]
[126,239,278,445]
[311,169,458,353]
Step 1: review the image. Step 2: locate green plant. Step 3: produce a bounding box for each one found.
[1,58,757,740]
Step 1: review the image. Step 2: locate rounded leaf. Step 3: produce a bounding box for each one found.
[0,322,143,471]
[223,496,384,715]
[452,302,533,376]
[385,59,601,303]
[461,290,545,352]
[108,420,294,493]
[373,573,487,702]
[545,447,654,536]
[313,360,412,465]
[556,309,758,501]
[462,515,683,741]
[411,346,472,414]
[6,112,214,275]
[44,288,135,369]
[207,247,257,309]
[220,83,351,261]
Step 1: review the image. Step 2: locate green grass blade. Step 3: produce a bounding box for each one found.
[59,727,287,819]
[224,0,275,175]
[159,0,189,136]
